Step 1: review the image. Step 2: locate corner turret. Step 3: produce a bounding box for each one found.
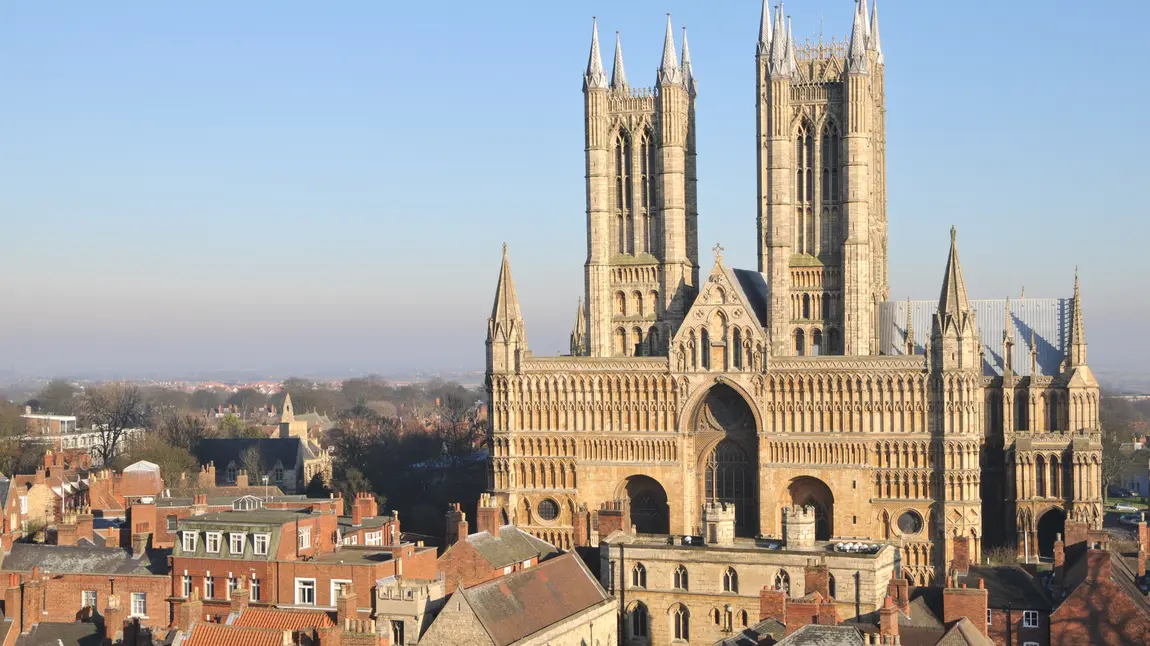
[931,227,980,371]
[486,244,527,376]
[610,32,627,91]
[584,18,607,90]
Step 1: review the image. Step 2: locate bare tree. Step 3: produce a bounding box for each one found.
[240,445,264,481]
[80,384,147,465]
[154,410,212,452]
[435,393,483,467]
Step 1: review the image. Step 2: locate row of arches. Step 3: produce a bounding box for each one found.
[613,289,660,318]
[992,389,1100,434]
[610,128,658,256]
[614,325,659,357]
[493,460,577,490]
[582,438,678,462]
[760,372,931,434]
[794,120,842,258]
[792,291,839,321]
[1016,452,1099,501]
[675,319,767,373]
[791,266,839,289]
[493,436,577,458]
[793,327,839,356]
[489,374,679,433]
[767,440,869,466]
[874,471,935,500]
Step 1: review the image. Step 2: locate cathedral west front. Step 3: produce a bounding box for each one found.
[484,1,1102,591]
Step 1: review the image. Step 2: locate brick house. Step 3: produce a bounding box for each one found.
[0,543,171,630]
[130,492,340,550]
[437,499,558,593]
[169,503,435,622]
[954,565,1052,646]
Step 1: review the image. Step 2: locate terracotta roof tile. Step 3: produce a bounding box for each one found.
[232,607,335,630]
[183,623,287,646]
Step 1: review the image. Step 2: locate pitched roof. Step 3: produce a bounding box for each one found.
[0,543,168,576]
[935,617,995,646]
[182,623,287,646]
[195,438,304,474]
[463,525,558,569]
[121,463,164,498]
[15,621,101,646]
[956,566,1051,611]
[230,606,335,630]
[714,617,786,645]
[775,624,864,645]
[459,552,610,646]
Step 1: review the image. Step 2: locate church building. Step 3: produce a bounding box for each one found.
[484,1,1102,589]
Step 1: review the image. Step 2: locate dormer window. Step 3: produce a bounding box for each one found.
[205,532,222,553]
[182,532,197,553]
[230,533,245,555]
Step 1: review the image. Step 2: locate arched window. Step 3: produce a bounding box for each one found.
[614,328,626,356]
[614,130,633,254]
[774,569,791,595]
[828,573,836,599]
[647,326,659,356]
[648,290,660,315]
[632,327,644,357]
[812,329,823,356]
[723,567,738,593]
[711,608,721,626]
[740,609,749,627]
[701,328,711,370]
[640,132,655,254]
[802,294,811,319]
[673,565,689,591]
[633,291,643,316]
[827,329,840,355]
[823,121,840,203]
[630,602,649,638]
[631,563,647,588]
[794,329,806,357]
[672,604,690,641]
[615,291,627,316]
[732,328,743,369]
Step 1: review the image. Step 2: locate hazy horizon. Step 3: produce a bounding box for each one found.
[2,1,1147,377]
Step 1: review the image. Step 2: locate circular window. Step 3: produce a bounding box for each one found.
[897,511,923,535]
[537,499,560,522]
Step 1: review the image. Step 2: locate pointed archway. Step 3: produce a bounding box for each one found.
[786,476,835,540]
[694,384,759,537]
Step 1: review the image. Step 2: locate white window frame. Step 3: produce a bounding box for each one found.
[182,575,192,598]
[182,532,198,553]
[503,566,512,575]
[295,578,317,606]
[1022,610,1039,628]
[987,609,992,625]
[298,527,311,550]
[205,532,222,553]
[204,576,215,600]
[254,533,270,555]
[1023,643,1040,646]
[331,579,353,605]
[366,531,382,546]
[230,533,246,555]
[130,592,147,618]
[19,496,27,515]
[82,590,97,608]
[250,577,261,602]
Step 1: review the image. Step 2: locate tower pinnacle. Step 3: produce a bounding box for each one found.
[610,32,627,90]
[938,226,971,319]
[489,244,526,345]
[905,299,915,355]
[681,26,696,95]
[768,4,788,77]
[848,0,870,73]
[570,297,588,356]
[757,0,772,56]
[658,14,682,85]
[1068,269,1087,366]
[869,0,884,64]
[584,18,607,90]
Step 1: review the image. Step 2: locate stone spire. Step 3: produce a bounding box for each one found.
[1068,269,1087,367]
[768,4,788,77]
[757,0,772,56]
[489,243,526,346]
[281,392,295,422]
[658,14,682,85]
[937,227,971,321]
[570,297,588,356]
[785,17,798,77]
[610,32,627,90]
[584,18,607,90]
[848,0,870,73]
[904,299,915,355]
[681,27,696,95]
[868,0,884,64]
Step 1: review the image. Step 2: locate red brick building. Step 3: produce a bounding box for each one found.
[437,501,558,593]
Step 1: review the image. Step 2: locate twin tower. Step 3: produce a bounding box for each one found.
[577,1,888,359]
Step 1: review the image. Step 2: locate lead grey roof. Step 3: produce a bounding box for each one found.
[465,526,558,569]
[1,543,168,576]
[775,624,864,645]
[878,298,1070,377]
[0,475,10,510]
[729,268,770,327]
[715,618,786,645]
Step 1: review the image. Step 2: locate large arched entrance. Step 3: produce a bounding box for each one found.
[786,477,835,540]
[695,385,759,537]
[623,475,669,534]
[1037,507,1067,559]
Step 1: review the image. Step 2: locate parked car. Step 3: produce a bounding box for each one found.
[1119,513,1143,526]
[1108,486,1134,498]
[1115,503,1139,512]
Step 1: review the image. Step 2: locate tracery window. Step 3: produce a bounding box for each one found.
[630,602,649,638]
[705,440,755,535]
[672,604,690,641]
[614,130,633,254]
[673,564,689,591]
[774,569,791,595]
[632,563,647,588]
[723,567,738,593]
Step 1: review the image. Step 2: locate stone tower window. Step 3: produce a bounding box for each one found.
[722,567,738,593]
[631,563,647,588]
[812,329,823,356]
[774,569,790,594]
[630,602,649,638]
[613,130,633,255]
[700,328,711,370]
[732,328,743,369]
[673,564,689,590]
[672,604,690,640]
[640,131,656,255]
[647,326,659,356]
[615,328,627,355]
[794,329,806,356]
[615,292,627,316]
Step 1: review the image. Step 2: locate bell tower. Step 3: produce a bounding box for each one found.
[757,0,887,357]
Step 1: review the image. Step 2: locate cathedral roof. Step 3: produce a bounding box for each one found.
[878,298,1071,378]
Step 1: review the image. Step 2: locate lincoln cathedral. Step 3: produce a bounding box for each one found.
[484,0,1102,592]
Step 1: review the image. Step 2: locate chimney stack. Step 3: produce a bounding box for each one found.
[943,577,988,638]
[445,504,468,545]
[475,494,501,538]
[230,575,250,615]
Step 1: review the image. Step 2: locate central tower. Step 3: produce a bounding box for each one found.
[757,0,888,357]
[581,17,699,358]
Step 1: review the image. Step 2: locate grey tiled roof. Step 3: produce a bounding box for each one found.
[466,526,558,569]
[878,298,1070,377]
[714,618,786,645]
[775,624,864,645]
[1,543,168,576]
[15,621,101,646]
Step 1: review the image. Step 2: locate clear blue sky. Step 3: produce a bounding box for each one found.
[1,1,1146,379]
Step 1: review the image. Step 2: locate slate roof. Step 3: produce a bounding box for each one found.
[195,438,305,482]
[774,624,864,645]
[714,617,786,645]
[956,566,1052,611]
[0,475,10,510]
[14,621,102,646]
[0,543,168,576]
[459,551,610,646]
[464,525,558,569]
[729,268,771,328]
[878,298,1070,377]
[935,617,995,646]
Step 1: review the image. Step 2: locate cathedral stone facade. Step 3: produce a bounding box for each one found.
[484,1,1102,589]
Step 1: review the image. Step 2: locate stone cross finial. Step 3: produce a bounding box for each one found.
[713,242,724,263]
